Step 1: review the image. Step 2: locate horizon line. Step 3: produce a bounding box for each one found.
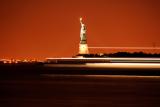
[88,47,160,50]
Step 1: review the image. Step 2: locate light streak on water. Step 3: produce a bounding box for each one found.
[42,74,160,79]
[46,57,160,60]
[85,63,160,69]
[45,63,160,69]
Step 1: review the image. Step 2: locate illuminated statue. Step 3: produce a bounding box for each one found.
[80,18,87,44]
[79,17,89,54]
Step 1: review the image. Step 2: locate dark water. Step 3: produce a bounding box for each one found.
[0,74,160,107]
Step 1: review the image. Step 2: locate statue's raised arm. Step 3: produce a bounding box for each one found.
[80,17,83,26]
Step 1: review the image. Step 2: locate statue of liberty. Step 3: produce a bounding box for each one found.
[80,18,87,44]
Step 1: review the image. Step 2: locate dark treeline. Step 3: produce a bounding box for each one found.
[76,52,160,58]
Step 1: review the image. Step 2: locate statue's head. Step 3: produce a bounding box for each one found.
[82,24,85,27]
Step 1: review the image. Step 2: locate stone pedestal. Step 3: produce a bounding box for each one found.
[79,44,89,54]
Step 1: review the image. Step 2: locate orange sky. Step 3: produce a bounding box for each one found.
[0,0,160,59]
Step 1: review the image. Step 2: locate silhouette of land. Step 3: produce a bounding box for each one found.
[76,52,160,58]
[0,51,160,76]
[0,58,160,76]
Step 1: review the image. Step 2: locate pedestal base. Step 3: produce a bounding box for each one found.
[79,44,89,54]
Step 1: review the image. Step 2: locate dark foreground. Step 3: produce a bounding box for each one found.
[0,74,160,107]
[0,63,160,107]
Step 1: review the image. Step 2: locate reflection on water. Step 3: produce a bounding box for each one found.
[43,74,160,78]
[0,74,160,107]
[45,63,160,69]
